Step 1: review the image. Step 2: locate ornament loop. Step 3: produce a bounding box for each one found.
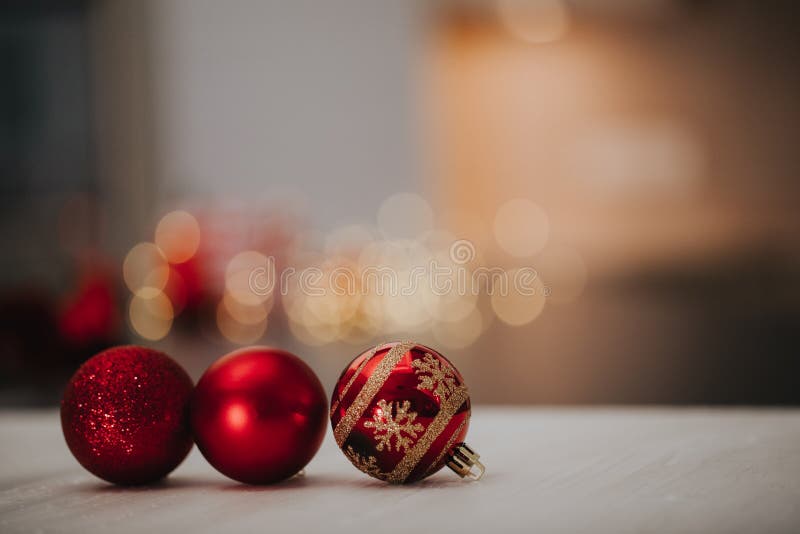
[446,442,485,481]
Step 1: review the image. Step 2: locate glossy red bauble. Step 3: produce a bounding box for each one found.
[191,347,327,484]
[331,341,480,484]
[61,346,194,485]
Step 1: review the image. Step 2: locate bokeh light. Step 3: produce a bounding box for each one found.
[154,210,201,264]
[216,299,267,344]
[128,292,174,340]
[222,291,272,325]
[490,268,547,325]
[123,242,170,298]
[382,273,434,332]
[288,304,342,346]
[225,250,271,307]
[493,198,549,257]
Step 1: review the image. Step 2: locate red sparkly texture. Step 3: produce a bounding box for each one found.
[60,346,194,485]
[191,347,327,484]
[331,342,470,483]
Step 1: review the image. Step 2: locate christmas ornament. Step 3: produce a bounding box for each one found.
[330,341,484,483]
[191,346,327,484]
[61,346,194,485]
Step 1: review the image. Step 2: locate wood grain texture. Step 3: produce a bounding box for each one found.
[1,408,799,533]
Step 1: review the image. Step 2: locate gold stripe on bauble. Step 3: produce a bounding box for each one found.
[333,341,414,447]
[330,345,379,417]
[423,417,467,477]
[385,384,469,483]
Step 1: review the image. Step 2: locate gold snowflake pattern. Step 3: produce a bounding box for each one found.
[363,399,424,453]
[411,352,458,400]
[344,446,388,479]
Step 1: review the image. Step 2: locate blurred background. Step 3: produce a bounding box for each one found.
[1,0,799,406]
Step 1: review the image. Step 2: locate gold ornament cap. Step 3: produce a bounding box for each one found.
[446,442,485,481]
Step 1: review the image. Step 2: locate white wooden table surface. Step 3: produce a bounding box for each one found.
[1,408,798,534]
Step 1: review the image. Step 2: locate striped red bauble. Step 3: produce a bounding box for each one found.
[330,341,484,483]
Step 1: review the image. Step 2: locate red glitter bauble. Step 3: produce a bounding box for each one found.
[191,347,327,484]
[61,346,194,485]
[331,341,483,484]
